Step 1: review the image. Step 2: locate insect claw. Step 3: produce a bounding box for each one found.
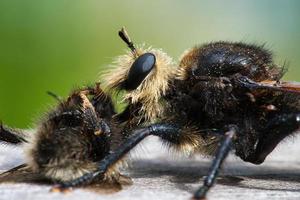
[50,185,72,194]
[94,129,103,136]
[191,197,207,200]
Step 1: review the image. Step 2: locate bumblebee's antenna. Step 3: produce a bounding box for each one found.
[118,27,138,56]
[47,91,63,102]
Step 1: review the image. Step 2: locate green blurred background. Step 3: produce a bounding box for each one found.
[0,0,299,128]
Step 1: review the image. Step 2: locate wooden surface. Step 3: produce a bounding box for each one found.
[0,136,300,200]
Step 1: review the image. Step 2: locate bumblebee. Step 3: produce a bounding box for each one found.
[0,83,132,191]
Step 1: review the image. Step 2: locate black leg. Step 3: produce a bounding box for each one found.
[193,127,236,200]
[0,164,27,176]
[0,122,27,144]
[51,123,181,191]
[244,113,300,164]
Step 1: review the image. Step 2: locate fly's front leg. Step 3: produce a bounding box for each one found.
[0,122,27,144]
[51,123,181,191]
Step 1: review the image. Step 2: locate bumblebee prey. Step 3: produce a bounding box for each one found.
[0,83,132,190]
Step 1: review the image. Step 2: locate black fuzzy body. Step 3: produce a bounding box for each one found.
[19,84,126,183]
[0,84,132,190]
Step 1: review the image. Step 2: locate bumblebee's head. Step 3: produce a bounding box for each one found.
[103,27,176,121]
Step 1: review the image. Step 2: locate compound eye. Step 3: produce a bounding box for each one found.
[125,53,156,90]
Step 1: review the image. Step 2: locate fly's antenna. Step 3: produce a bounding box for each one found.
[118,27,138,57]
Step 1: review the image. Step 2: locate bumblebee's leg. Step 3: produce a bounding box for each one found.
[51,123,181,191]
[0,123,27,144]
[193,127,236,200]
[0,164,27,176]
[72,83,116,119]
[90,83,116,119]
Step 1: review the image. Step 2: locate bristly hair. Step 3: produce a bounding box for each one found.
[176,41,286,82]
[102,46,176,123]
[160,124,220,157]
[176,46,199,80]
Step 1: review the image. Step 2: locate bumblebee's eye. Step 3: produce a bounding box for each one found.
[124,53,156,90]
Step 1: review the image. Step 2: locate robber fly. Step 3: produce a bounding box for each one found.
[84,28,300,199]
[104,28,300,199]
